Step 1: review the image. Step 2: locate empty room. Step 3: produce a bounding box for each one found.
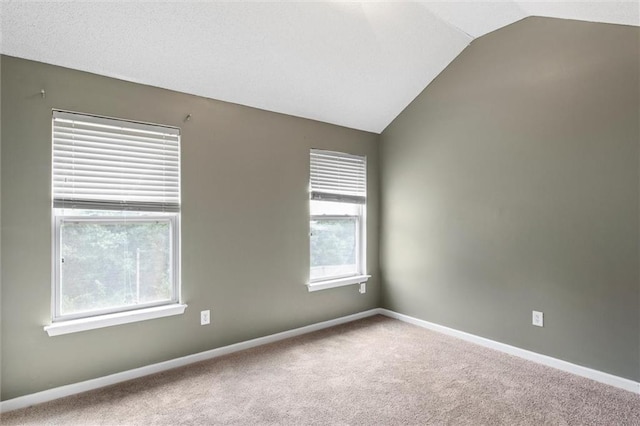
[1,1,639,424]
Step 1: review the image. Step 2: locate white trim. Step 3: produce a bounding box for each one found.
[307,274,370,292]
[6,307,639,414]
[378,309,640,394]
[3,308,379,413]
[44,304,188,337]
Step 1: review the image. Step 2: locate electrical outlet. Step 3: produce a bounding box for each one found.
[359,283,366,294]
[200,310,210,325]
[532,311,543,327]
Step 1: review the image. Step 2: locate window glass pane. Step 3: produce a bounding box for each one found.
[55,208,174,218]
[59,219,172,316]
[310,200,359,216]
[310,217,357,281]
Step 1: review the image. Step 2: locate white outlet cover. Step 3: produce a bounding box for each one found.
[200,310,211,326]
[532,311,544,327]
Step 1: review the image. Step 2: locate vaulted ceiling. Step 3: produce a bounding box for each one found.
[1,1,638,133]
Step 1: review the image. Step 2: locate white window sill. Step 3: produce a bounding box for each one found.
[307,275,370,292]
[44,304,188,337]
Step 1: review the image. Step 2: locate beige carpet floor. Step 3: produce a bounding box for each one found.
[2,315,640,425]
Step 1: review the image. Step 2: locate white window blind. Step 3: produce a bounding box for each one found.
[310,149,366,204]
[52,110,180,212]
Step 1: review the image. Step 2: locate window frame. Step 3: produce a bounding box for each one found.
[47,110,185,335]
[309,211,363,283]
[53,213,180,322]
[308,149,369,291]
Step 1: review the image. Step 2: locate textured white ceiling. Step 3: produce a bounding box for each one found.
[1,1,638,133]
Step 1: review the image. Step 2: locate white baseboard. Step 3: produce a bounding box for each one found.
[0,308,380,413]
[378,309,640,395]
[3,307,638,413]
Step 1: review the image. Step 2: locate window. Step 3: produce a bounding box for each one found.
[48,110,183,334]
[309,149,369,291]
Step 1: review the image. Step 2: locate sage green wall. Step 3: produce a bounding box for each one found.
[380,18,640,380]
[0,55,379,400]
